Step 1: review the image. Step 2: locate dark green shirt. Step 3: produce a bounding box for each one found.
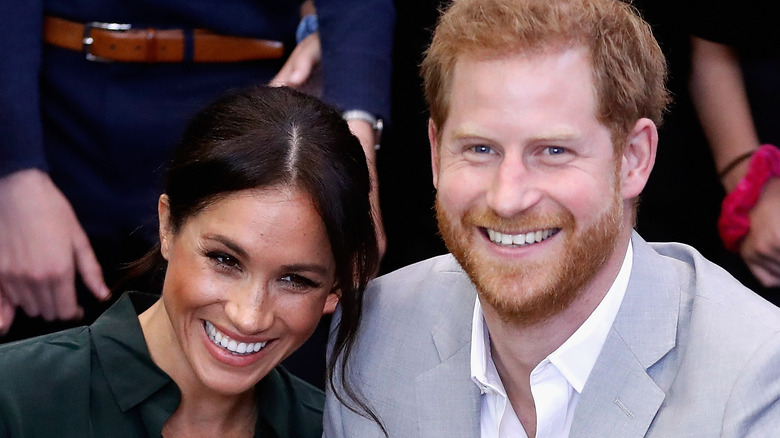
[0,293,324,437]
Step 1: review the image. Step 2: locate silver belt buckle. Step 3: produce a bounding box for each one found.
[82,21,132,62]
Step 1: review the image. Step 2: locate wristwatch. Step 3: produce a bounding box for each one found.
[342,109,384,150]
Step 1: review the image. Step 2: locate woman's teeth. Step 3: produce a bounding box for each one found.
[204,321,266,355]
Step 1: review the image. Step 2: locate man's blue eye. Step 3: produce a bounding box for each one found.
[544,146,566,155]
[473,145,493,154]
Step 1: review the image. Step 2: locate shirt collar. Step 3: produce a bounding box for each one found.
[91,292,314,438]
[471,240,633,394]
[90,292,175,412]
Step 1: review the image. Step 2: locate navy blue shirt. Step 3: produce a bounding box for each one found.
[0,0,393,241]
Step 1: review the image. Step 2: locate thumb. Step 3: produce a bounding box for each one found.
[0,292,16,335]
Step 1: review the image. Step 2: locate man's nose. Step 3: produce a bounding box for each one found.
[485,154,543,218]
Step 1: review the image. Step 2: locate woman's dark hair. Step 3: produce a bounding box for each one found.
[124,85,380,427]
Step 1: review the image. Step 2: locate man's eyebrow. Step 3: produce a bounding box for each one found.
[450,125,579,143]
[202,233,249,259]
[450,126,491,141]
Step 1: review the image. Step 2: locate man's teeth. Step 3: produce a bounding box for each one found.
[204,321,266,355]
[487,228,556,246]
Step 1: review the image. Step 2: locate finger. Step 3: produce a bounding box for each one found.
[270,35,319,87]
[269,64,294,86]
[287,58,314,86]
[72,230,111,302]
[10,280,41,319]
[271,61,308,87]
[748,263,780,288]
[0,290,16,334]
[36,279,58,321]
[743,246,780,287]
[49,273,84,321]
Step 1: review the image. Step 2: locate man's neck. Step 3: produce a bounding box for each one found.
[481,235,632,436]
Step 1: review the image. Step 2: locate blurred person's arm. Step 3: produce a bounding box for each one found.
[689,36,780,287]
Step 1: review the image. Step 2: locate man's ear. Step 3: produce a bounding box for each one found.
[620,118,657,200]
[429,119,440,189]
[158,194,173,261]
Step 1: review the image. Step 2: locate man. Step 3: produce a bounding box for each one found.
[323,0,780,437]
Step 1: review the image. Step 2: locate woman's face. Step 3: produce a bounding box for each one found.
[157,186,338,396]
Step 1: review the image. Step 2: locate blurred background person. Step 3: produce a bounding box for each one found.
[0,0,393,345]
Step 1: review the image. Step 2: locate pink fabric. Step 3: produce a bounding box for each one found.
[718,144,780,252]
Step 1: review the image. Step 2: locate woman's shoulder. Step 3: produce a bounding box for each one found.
[256,366,325,438]
[0,326,91,377]
[274,366,325,413]
[0,327,94,435]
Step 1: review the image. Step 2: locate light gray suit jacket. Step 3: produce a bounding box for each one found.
[324,233,780,437]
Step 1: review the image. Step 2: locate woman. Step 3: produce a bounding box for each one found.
[0,86,378,437]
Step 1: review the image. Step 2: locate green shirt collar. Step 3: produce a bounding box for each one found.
[89,292,321,438]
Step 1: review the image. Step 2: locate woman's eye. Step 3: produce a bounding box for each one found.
[207,251,241,271]
[279,274,320,291]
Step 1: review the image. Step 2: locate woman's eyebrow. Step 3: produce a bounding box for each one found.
[280,263,331,276]
[202,233,249,259]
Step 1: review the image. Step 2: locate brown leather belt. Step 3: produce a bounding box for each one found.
[42,16,284,63]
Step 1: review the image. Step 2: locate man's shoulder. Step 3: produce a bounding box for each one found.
[646,240,780,328]
[356,254,476,348]
[626,239,780,434]
[366,254,476,310]
[636,238,780,370]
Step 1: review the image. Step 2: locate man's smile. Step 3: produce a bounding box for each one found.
[484,227,561,247]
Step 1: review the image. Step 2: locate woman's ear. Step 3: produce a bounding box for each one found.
[322,291,340,315]
[158,194,172,261]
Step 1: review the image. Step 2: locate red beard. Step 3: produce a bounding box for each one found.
[436,186,623,326]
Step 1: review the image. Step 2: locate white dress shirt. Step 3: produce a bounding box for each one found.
[471,242,633,438]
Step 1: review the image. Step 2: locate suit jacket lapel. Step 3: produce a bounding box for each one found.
[415,272,481,438]
[571,233,679,437]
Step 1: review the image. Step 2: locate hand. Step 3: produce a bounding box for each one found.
[0,169,110,332]
[739,178,780,287]
[346,119,387,265]
[270,33,321,90]
[0,292,15,335]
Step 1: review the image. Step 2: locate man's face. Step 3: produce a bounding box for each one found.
[431,47,632,324]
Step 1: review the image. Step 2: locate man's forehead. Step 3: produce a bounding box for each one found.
[443,48,598,128]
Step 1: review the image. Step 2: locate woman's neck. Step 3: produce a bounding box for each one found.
[139,301,257,437]
[162,390,257,438]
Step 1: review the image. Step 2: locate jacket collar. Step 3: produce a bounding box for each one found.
[424,233,680,437]
[570,232,679,437]
[417,263,482,437]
